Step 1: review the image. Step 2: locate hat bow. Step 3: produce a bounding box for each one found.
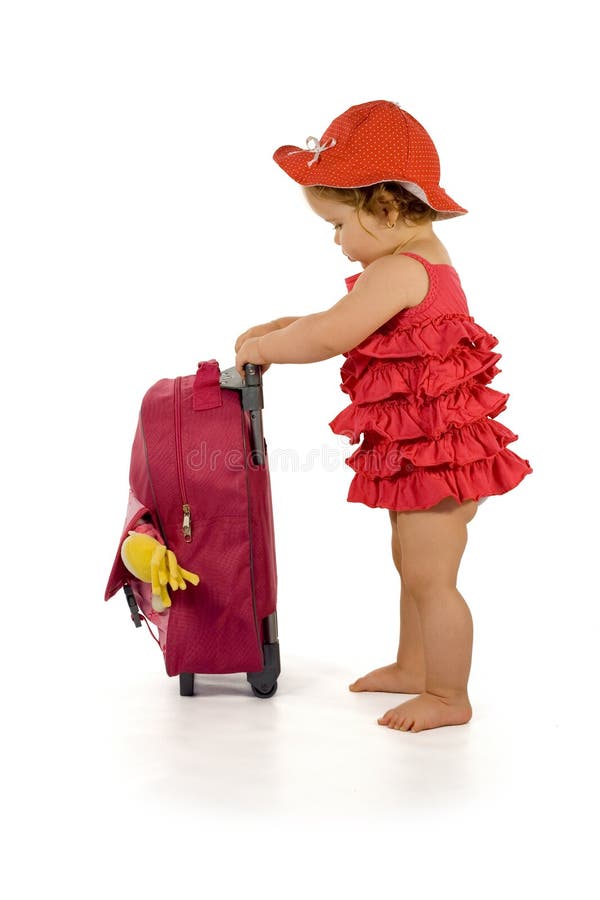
[287,135,337,167]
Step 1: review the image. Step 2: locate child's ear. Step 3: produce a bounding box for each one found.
[374,189,400,228]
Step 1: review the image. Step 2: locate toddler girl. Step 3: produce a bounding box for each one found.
[235,100,533,733]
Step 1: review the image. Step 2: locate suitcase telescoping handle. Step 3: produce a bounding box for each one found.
[219,362,265,466]
[242,363,265,467]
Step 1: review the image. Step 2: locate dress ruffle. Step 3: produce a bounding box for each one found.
[345,416,520,477]
[341,345,503,404]
[351,313,499,360]
[329,381,510,444]
[330,259,532,511]
[346,448,533,511]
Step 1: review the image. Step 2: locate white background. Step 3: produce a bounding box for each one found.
[2,1,598,896]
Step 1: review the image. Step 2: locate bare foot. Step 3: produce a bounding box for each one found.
[349,662,426,695]
[377,692,472,733]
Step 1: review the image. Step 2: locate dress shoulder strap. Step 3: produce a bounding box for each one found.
[345,271,362,292]
[397,251,435,269]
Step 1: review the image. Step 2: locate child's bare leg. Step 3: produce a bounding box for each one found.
[349,511,426,694]
[397,581,427,677]
[378,497,477,733]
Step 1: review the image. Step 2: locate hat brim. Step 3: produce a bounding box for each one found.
[273,145,467,219]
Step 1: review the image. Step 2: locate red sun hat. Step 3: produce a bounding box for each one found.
[273,99,467,219]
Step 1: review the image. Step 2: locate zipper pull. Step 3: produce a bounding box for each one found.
[182,504,192,542]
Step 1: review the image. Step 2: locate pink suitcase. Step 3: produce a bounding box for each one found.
[105,360,280,698]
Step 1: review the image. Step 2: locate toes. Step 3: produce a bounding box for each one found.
[378,714,403,730]
[377,710,416,731]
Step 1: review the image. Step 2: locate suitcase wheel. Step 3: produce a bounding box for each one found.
[180,672,278,698]
[250,681,278,699]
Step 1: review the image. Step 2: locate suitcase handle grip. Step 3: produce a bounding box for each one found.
[243,364,265,466]
[218,363,266,466]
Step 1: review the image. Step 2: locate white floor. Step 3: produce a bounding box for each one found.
[6,474,598,898]
[7,632,597,899]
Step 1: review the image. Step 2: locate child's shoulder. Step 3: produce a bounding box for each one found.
[388,240,455,307]
[360,245,450,310]
[355,254,429,311]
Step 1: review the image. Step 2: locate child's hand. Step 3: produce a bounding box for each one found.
[235,337,270,380]
[234,321,279,353]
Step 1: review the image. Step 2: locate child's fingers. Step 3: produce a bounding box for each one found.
[234,330,251,352]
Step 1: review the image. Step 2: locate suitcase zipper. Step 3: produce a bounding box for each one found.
[174,377,192,542]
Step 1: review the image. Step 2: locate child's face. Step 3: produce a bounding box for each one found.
[302,188,394,269]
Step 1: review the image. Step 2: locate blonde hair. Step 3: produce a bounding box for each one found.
[306,181,436,238]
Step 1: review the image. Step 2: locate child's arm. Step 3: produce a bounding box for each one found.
[235,317,304,374]
[247,255,428,365]
[273,316,303,329]
[235,316,302,352]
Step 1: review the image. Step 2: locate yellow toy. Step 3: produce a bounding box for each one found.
[121,531,200,612]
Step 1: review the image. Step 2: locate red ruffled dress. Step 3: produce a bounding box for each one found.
[328,252,533,512]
